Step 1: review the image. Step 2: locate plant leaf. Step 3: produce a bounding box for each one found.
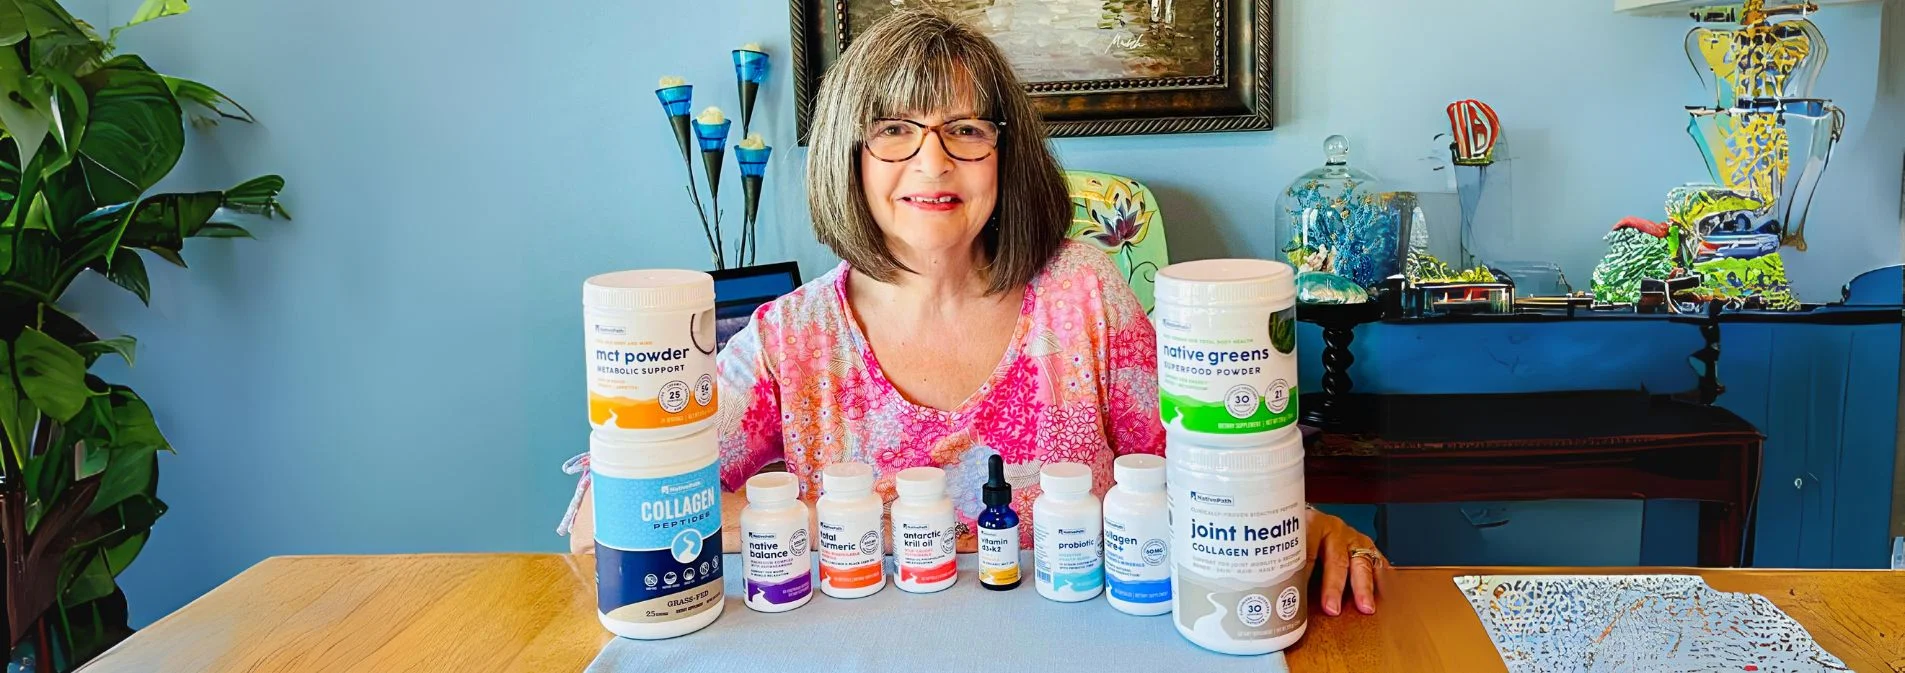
[110,190,220,256]
[0,340,24,471]
[1,0,105,74]
[194,222,251,238]
[75,55,183,207]
[102,529,148,577]
[6,228,63,300]
[0,46,53,169]
[61,550,115,605]
[146,245,184,268]
[161,75,250,126]
[74,335,134,367]
[107,0,189,46]
[15,326,89,422]
[98,247,148,304]
[25,435,71,532]
[219,174,288,219]
[108,387,164,452]
[87,442,155,516]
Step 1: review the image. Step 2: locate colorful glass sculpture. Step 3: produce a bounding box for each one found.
[1273,136,1401,304]
[1591,0,1842,310]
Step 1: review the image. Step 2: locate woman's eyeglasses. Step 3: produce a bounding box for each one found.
[863,118,1004,162]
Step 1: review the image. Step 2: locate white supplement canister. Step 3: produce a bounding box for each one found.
[1103,454,1171,616]
[591,428,724,639]
[1168,429,1308,655]
[816,463,886,599]
[583,269,718,438]
[891,467,958,593]
[1153,259,1298,443]
[1032,463,1104,603]
[740,473,814,613]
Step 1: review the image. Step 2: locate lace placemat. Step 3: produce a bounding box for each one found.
[1455,574,1848,673]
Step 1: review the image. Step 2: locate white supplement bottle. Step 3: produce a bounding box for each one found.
[583,269,718,438]
[1103,454,1171,616]
[1153,259,1298,444]
[816,462,885,599]
[891,467,958,593]
[741,472,813,613]
[1169,430,1308,655]
[1033,463,1103,603]
[591,428,723,639]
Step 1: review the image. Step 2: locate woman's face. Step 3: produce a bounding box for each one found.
[859,109,999,263]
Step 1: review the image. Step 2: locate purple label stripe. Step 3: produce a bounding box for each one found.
[746,573,812,605]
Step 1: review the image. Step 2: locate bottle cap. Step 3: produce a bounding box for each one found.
[982,454,1011,507]
[746,472,799,503]
[1039,462,1092,495]
[583,269,714,312]
[895,466,946,499]
[1114,454,1166,491]
[822,462,874,495]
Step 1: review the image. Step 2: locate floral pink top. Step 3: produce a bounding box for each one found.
[716,241,1163,548]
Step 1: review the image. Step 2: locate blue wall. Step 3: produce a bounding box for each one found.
[59,0,1903,625]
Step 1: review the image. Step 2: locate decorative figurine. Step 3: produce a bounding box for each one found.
[1590,0,1840,311]
[1275,136,1402,305]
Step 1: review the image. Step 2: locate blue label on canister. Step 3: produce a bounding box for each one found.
[1109,576,1172,604]
[594,463,725,620]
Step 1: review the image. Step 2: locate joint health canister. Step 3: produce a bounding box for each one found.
[1153,260,1298,443]
[1169,430,1308,655]
[591,428,724,639]
[583,269,718,438]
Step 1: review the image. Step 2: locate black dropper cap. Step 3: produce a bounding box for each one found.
[983,454,1011,507]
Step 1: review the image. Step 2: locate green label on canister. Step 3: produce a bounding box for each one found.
[1156,305,1298,436]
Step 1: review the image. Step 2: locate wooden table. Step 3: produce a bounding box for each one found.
[78,554,1905,673]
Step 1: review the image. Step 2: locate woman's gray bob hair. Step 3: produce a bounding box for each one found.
[806,9,1069,295]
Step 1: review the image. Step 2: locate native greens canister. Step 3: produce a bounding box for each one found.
[1153,259,1299,443]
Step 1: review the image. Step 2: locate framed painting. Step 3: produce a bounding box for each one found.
[792,0,1272,141]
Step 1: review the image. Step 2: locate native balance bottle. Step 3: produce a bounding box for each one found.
[1033,463,1103,602]
[591,429,723,639]
[582,269,718,437]
[816,463,885,599]
[741,473,813,612]
[1103,454,1171,616]
[891,467,958,593]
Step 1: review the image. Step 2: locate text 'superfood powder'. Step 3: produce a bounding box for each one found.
[1153,259,1298,443]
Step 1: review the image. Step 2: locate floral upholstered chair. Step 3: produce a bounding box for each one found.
[1064,170,1170,313]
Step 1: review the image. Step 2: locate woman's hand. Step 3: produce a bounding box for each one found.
[1307,509,1385,616]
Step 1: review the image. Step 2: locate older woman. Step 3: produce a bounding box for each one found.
[566,9,1383,616]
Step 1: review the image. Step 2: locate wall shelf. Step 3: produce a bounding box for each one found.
[1615,0,1879,15]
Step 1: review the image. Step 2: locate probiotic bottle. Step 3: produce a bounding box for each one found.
[1104,454,1171,615]
[740,473,813,613]
[891,467,958,593]
[1169,430,1308,655]
[1033,463,1103,602]
[816,462,885,599]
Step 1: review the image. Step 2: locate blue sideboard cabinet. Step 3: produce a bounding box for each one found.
[1299,267,1903,569]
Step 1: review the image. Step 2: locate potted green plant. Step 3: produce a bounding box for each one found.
[0,1,287,670]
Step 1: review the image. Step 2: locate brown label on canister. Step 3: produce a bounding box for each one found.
[603,582,723,624]
[1174,565,1309,641]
